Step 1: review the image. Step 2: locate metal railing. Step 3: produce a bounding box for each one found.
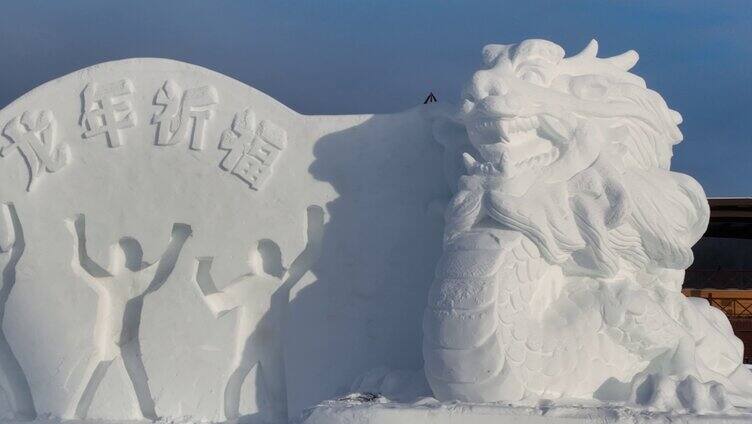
[704,295,752,318]
[683,270,752,362]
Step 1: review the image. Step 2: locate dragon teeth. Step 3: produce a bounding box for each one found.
[472,116,543,144]
[513,146,560,169]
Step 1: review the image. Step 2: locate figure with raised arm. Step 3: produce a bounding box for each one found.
[65,215,191,420]
[0,204,36,420]
[194,205,324,423]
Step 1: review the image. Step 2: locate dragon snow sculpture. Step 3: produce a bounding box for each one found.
[423,39,752,411]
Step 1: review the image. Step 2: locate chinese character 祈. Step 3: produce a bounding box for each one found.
[2,110,70,191]
[219,109,287,190]
[152,80,218,150]
[80,79,136,147]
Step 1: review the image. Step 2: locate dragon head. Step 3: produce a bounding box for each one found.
[445,40,707,274]
[459,39,683,196]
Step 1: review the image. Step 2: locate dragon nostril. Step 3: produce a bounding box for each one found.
[482,94,523,117]
[461,85,478,104]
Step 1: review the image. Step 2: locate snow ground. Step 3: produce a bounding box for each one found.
[295,396,752,424]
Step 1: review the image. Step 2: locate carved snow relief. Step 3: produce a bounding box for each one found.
[152,80,218,150]
[65,215,190,420]
[0,41,741,424]
[194,205,323,422]
[0,57,446,422]
[80,79,136,148]
[2,111,69,191]
[219,108,287,190]
[0,204,36,420]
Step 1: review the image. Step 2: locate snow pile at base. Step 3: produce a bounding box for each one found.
[296,395,752,424]
[297,367,752,423]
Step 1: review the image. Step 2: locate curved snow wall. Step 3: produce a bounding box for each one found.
[0,59,447,421]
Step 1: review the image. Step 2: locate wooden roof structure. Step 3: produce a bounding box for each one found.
[704,197,752,239]
[685,198,752,290]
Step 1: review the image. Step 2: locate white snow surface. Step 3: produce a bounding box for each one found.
[423,38,752,413]
[297,396,752,424]
[0,58,447,422]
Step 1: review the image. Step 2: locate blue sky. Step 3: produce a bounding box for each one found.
[0,1,750,195]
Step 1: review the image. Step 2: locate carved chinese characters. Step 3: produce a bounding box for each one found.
[152,80,218,150]
[1,111,69,191]
[0,57,454,422]
[81,80,136,148]
[2,79,289,193]
[219,109,287,190]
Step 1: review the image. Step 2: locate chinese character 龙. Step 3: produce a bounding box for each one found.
[2,110,69,191]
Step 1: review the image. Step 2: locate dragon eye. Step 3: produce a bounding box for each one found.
[521,70,544,86]
[571,76,608,100]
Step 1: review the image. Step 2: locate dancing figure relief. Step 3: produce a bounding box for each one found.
[0,204,36,420]
[194,205,324,422]
[66,215,191,420]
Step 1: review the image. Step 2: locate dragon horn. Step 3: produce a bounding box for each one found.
[606,50,639,71]
[572,39,599,59]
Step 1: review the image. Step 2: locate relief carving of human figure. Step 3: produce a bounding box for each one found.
[194,205,324,423]
[65,215,191,420]
[0,204,36,420]
[424,39,752,412]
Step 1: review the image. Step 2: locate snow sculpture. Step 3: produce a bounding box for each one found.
[2,111,69,192]
[65,215,191,420]
[0,58,445,421]
[0,204,35,420]
[0,39,748,423]
[194,205,324,423]
[424,39,752,411]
